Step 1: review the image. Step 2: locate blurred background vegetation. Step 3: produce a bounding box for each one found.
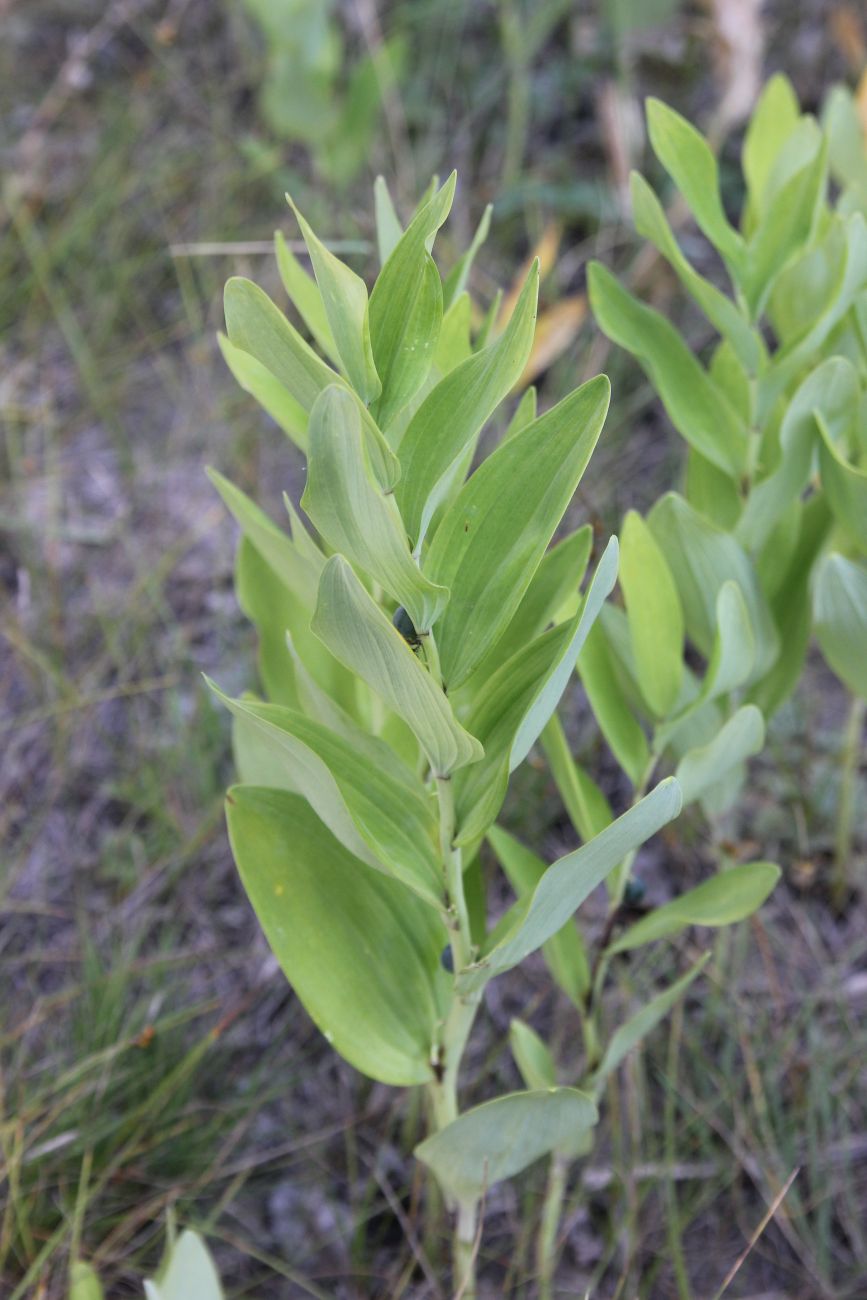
[1,1,866,1295]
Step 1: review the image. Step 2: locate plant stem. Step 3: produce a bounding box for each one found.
[832,694,865,912]
[425,632,482,1297]
[536,1152,568,1299]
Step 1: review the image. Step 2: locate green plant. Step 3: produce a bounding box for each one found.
[209,174,778,1294]
[589,75,867,908]
[70,1228,223,1300]
[239,0,404,187]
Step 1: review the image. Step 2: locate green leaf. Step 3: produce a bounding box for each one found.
[462,778,682,990]
[684,447,742,530]
[207,469,318,607]
[742,126,827,316]
[370,174,455,430]
[588,263,747,477]
[739,357,860,552]
[70,1262,104,1300]
[699,580,756,702]
[434,292,473,375]
[396,262,540,546]
[146,1231,223,1300]
[817,413,867,552]
[415,1089,597,1205]
[275,230,337,361]
[224,276,338,411]
[577,619,649,786]
[592,956,709,1088]
[503,385,538,441]
[630,172,760,373]
[646,99,744,272]
[742,74,801,222]
[649,493,778,679]
[224,278,400,491]
[540,714,613,844]
[813,553,867,701]
[311,556,482,776]
[823,85,867,199]
[373,175,403,265]
[301,386,448,631]
[488,825,590,1005]
[674,704,764,806]
[619,509,684,718]
[509,537,619,768]
[466,524,593,684]
[609,862,780,954]
[226,787,447,1085]
[210,686,442,906]
[510,1019,557,1090]
[443,203,493,308]
[750,499,831,717]
[454,539,619,845]
[287,198,381,403]
[218,333,308,449]
[763,213,867,410]
[425,375,610,687]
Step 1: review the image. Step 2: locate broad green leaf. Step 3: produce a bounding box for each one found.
[739,357,860,552]
[813,553,867,701]
[235,541,298,707]
[147,1231,223,1300]
[609,862,780,954]
[578,619,650,787]
[646,99,744,271]
[274,230,337,361]
[70,1262,104,1300]
[396,262,540,546]
[415,1089,597,1205]
[301,387,448,631]
[443,202,493,307]
[210,686,442,906]
[224,277,400,491]
[461,778,682,990]
[510,1019,557,1090]
[768,213,848,348]
[588,263,747,476]
[369,174,455,430]
[649,493,778,679]
[476,288,503,349]
[817,413,867,552]
[592,956,709,1088]
[425,375,610,688]
[488,825,590,1005]
[540,714,613,844]
[630,172,760,373]
[373,175,403,265]
[742,127,827,316]
[287,198,381,403]
[674,704,764,806]
[312,556,482,776]
[742,74,801,223]
[619,509,684,718]
[455,542,618,845]
[226,787,447,1085]
[218,333,308,448]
